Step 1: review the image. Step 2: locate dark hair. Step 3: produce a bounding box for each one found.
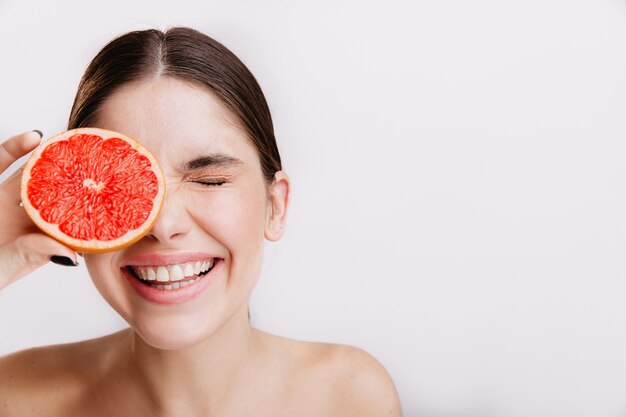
[68,26,281,182]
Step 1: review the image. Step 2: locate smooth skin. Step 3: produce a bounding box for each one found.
[0,78,402,416]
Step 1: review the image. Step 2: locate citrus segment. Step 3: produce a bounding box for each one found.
[21,128,165,253]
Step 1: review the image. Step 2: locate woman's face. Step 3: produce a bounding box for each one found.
[83,77,287,350]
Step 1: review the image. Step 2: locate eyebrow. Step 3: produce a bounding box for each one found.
[183,153,244,171]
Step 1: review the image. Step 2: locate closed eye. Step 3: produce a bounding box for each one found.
[194,180,226,187]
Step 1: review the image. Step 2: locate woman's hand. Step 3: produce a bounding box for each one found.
[0,131,78,290]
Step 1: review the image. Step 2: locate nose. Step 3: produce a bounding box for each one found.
[144,188,191,243]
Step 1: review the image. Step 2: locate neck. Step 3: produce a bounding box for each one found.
[119,305,258,415]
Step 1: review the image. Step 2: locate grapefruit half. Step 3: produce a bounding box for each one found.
[21,128,165,253]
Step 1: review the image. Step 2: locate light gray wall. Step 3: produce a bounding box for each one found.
[1,1,626,416]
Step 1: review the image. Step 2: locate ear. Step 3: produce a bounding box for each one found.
[265,171,290,241]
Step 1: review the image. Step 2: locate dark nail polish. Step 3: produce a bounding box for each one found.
[50,255,78,266]
[32,130,43,139]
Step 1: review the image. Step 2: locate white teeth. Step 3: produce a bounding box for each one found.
[169,264,185,282]
[152,276,201,290]
[156,266,169,282]
[183,263,195,277]
[147,268,156,281]
[130,259,217,285]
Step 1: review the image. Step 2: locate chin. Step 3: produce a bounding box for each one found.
[132,316,221,350]
[129,303,248,351]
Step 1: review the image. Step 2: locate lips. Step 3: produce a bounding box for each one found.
[121,253,221,304]
[125,259,216,289]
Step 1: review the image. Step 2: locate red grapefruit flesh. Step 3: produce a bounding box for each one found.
[21,128,165,253]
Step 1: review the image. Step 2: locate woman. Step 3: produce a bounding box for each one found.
[0,27,402,415]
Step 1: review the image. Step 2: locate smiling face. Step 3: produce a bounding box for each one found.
[83,77,288,350]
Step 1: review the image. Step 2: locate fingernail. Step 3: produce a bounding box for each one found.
[50,255,78,267]
[32,130,43,139]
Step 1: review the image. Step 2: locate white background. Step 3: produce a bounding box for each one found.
[1,1,626,416]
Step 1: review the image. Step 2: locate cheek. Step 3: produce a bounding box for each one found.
[187,185,268,286]
[84,254,112,289]
[188,185,268,250]
[84,252,131,312]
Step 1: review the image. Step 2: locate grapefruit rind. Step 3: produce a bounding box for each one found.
[20,127,165,253]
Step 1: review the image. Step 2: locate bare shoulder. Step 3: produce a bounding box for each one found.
[318,343,402,416]
[0,330,127,416]
[256,331,402,416]
[0,345,79,415]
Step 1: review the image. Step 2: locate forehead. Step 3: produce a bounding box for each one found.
[94,77,258,169]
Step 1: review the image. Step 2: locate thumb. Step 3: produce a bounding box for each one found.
[0,233,78,289]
